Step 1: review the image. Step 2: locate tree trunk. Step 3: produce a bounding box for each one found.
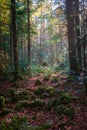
[11,0,19,80]
[27,0,31,67]
[75,0,81,73]
[66,0,79,74]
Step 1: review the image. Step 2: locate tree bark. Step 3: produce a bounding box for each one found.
[66,0,79,74]
[27,0,31,66]
[11,0,19,80]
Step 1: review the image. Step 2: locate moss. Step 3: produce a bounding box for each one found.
[0,96,5,109]
[51,76,58,83]
[35,80,42,85]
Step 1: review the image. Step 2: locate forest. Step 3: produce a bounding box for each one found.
[0,0,87,130]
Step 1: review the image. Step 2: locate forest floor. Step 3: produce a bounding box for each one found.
[0,73,87,130]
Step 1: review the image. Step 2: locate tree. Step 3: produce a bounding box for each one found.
[66,0,79,74]
[11,0,19,80]
[27,0,31,67]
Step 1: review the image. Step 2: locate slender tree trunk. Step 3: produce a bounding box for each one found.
[27,0,31,67]
[9,26,13,69]
[75,0,81,73]
[11,0,19,80]
[66,0,78,74]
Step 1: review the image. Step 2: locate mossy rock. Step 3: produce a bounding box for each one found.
[29,99,46,109]
[43,75,50,81]
[51,76,58,83]
[0,96,5,109]
[11,89,31,102]
[35,80,42,85]
[15,100,29,110]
